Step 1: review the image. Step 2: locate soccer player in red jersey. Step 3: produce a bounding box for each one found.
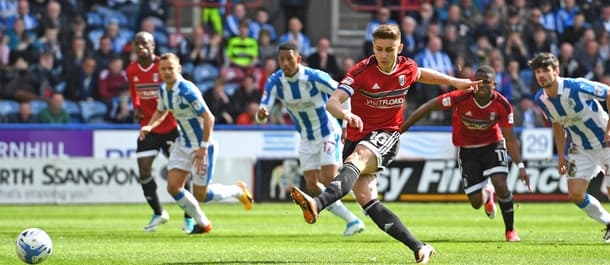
[127,32,193,232]
[289,24,477,264]
[401,65,531,242]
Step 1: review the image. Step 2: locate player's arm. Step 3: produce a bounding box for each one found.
[552,122,568,175]
[400,97,441,133]
[327,89,362,132]
[501,126,531,191]
[606,93,610,144]
[127,71,143,121]
[418,68,480,90]
[139,109,168,140]
[256,77,277,124]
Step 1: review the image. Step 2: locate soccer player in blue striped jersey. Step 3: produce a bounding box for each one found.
[256,41,365,236]
[140,53,253,234]
[529,52,610,242]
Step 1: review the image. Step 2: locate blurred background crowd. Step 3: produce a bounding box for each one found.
[0,0,606,128]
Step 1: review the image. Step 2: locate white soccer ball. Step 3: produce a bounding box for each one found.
[15,228,53,264]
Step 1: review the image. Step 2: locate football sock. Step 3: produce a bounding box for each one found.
[364,199,422,251]
[183,177,192,219]
[315,162,360,211]
[173,189,210,226]
[326,199,360,223]
[140,175,162,215]
[577,194,610,225]
[498,192,515,231]
[203,183,242,203]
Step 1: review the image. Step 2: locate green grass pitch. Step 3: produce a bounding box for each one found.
[1,202,609,265]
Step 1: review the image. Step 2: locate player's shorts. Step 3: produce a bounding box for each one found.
[299,131,342,171]
[344,130,400,172]
[136,129,179,158]
[459,140,508,195]
[167,138,217,186]
[566,145,610,183]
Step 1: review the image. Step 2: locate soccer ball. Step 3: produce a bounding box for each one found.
[15,228,53,264]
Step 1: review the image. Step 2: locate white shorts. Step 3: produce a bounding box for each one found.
[167,139,217,186]
[567,146,610,184]
[298,132,342,171]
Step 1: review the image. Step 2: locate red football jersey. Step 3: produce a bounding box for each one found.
[437,89,513,147]
[126,57,177,133]
[339,56,418,141]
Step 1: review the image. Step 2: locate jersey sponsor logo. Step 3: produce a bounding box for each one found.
[459,115,495,130]
[398,75,406,86]
[342,77,354,86]
[285,100,315,110]
[136,85,159,100]
[594,85,605,97]
[365,97,404,109]
[441,97,451,107]
[372,83,380,90]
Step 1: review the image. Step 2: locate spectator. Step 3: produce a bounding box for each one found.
[97,56,128,106]
[474,11,505,47]
[363,7,397,57]
[556,0,579,34]
[513,94,547,128]
[7,100,37,123]
[188,25,223,67]
[400,16,419,59]
[278,17,311,57]
[306,38,341,80]
[29,52,62,96]
[281,0,308,34]
[7,17,39,64]
[108,86,133,123]
[257,28,277,63]
[255,56,278,93]
[203,77,233,124]
[506,59,530,100]
[562,11,588,45]
[38,92,69,123]
[92,35,117,72]
[230,74,261,119]
[501,30,529,70]
[558,42,587,78]
[36,0,67,37]
[138,0,169,27]
[235,102,259,125]
[200,0,224,36]
[223,3,251,38]
[5,0,38,31]
[0,0,18,26]
[250,7,276,42]
[64,56,98,102]
[5,57,43,101]
[226,19,258,70]
[38,25,62,62]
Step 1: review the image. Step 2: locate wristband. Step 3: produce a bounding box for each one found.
[517,162,525,169]
[200,141,209,148]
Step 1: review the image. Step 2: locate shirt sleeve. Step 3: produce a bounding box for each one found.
[578,78,609,100]
[182,83,209,116]
[313,69,339,96]
[259,74,278,109]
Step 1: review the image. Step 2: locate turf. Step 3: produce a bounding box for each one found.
[1,202,609,265]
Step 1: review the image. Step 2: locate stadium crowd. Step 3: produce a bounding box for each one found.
[0,0,607,127]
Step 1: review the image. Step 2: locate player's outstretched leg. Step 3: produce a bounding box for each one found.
[204,182,253,210]
[290,187,318,224]
[326,200,365,236]
[575,193,610,242]
[182,176,195,233]
[363,199,434,263]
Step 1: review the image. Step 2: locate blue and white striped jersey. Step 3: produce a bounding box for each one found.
[260,66,341,141]
[157,77,210,149]
[534,77,610,150]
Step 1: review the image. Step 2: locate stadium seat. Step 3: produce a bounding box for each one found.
[0,100,19,115]
[63,100,82,123]
[85,11,104,29]
[30,100,48,115]
[193,64,219,84]
[80,100,108,123]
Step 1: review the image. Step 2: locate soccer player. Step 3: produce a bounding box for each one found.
[127,32,193,232]
[529,52,610,242]
[256,41,365,236]
[139,53,254,234]
[289,24,478,264]
[400,65,531,242]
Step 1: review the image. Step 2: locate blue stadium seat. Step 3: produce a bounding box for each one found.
[80,100,108,123]
[88,29,104,50]
[30,100,48,115]
[193,64,219,84]
[85,11,104,29]
[63,100,82,123]
[0,100,19,116]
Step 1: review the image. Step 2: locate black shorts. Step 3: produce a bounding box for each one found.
[458,140,508,195]
[137,129,179,158]
[343,130,400,172]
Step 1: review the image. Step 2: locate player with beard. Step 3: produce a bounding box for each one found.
[401,65,531,242]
